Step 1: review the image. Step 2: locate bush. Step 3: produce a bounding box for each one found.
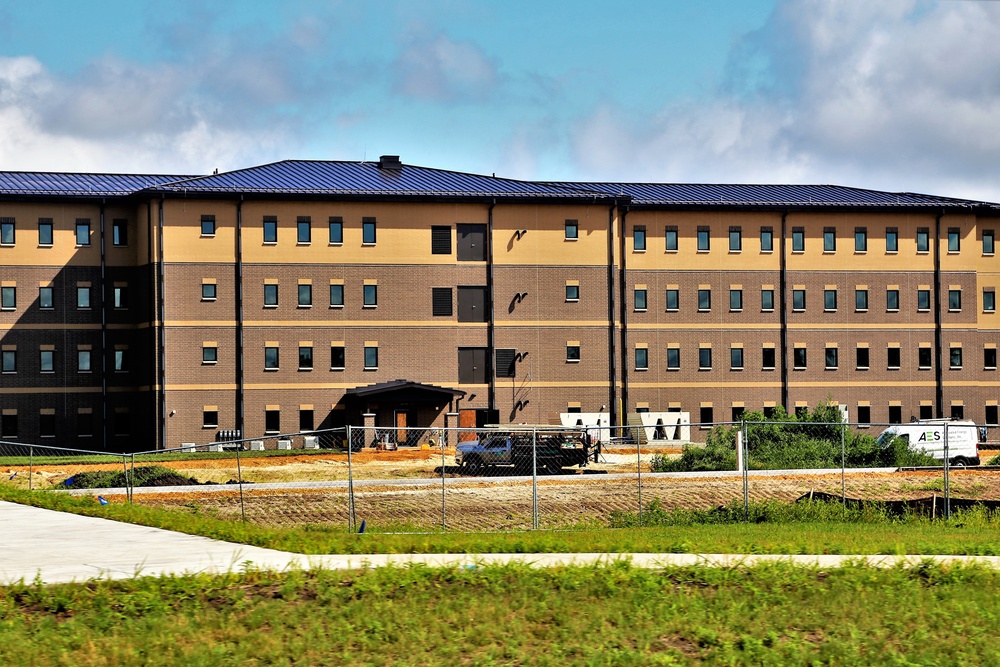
[609,497,897,528]
[63,465,200,489]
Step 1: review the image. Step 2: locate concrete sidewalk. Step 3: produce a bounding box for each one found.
[4,501,1000,585]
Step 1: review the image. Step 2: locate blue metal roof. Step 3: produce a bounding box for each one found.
[0,171,195,196]
[158,160,606,199]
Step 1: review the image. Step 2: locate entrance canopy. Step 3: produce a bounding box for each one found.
[345,380,465,403]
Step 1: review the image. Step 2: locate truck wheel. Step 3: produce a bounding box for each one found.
[464,457,483,475]
[951,457,969,468]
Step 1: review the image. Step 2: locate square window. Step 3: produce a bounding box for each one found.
[329,217,343,244]
[698,289,711,311]
[699,347,712,370]
[331,346,346,370]
[297,284,312,307]
[566,345,581,362]
[202,346,218,364]
[363,284,378,307]
[263,284,278,307]
[729,227,742,252]
[633,226,646,251]
[792,289,806,311]
[856,289,868,311]
[114,349,127,372]
[265,409,280,434]
[78,350,91,372]
[2,350,15,373]
[665,226,678,251]
[297,217,311,244]
[0,286,14,310]
[202,283,217,301]
[825,347,838,369]
[431,225,452,254]
[824,289,837,311]
[364,346,379,369]
[362,218,377,244]
[201,215,216,236]
[75,220,91,246]
[856,347,869,370]
[760,227,773,252]
[855,227,867,252]
[886,228,898,252]
[666,348,680,370]
[665,289,678,311]
[985,290,996,313]
[948,227,960,252]
[330,284,344,307]
[38,286,53,310]
[949,289,962,311]
[762,347,776,370]
[950,347,963,369]
[111,219,128,246]
[264,346,279,370]
[0,220,14,245]
[38,219,53,246]
[761,289,774,311]
[300,409,314,432]
[886,289,900,311]
[984,230,995,255]
[203,410,218,428]
[263,217,277,243]
[918,347,932,369]
[858,406,871,425]
[823,228,836,252]
[635,348,648,370]
[565,220,579,240]
[916,228,929,253]
[793,347,807,369]
[566,284,580,302]
[986,348,998,370]
[729,289,742,311]
[299,346,313,370]
[697,227,710,251]
[920,404,934,420]
[77,287,90,309]
[917,289,931,311]
[730,347,743,370]
[792,227,805,252]
[634,288,647,311]
[888,347,901,369]
[113,286,127,309]
[39,350,53,372]
[889,405,902,424]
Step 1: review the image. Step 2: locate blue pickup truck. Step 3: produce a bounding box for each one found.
[455,430,596,475]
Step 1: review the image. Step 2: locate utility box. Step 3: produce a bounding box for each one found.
[303,436,319,449]
[277,439,292,450]
[180,443,196,452]
[207,444,222,452]
[250,440,264,451]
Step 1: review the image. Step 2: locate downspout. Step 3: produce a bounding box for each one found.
[934,211,944,418]
[606,204,618,429]
[618,207,629,427]
[487,200,496,414]
[146,200,155,443]
[779,212,789,411]
[236,197,245,439]
[156,197,167,450]
[99,201,107,450]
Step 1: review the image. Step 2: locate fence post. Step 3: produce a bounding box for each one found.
[840,421,846,509]
[741,419,749,520]
[347,424,356,532]
[943,422,951,520]
[235,443,246,523]
[122,455,129,504]
[440,428,447,531]
[532,427,539,530]
[129,452,136,504]
[28,445,33,492]
[637,431,643,526]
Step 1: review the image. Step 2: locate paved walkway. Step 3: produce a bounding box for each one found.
[4,501,1000,585]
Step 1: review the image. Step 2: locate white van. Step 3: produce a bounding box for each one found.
[876,419,983,466]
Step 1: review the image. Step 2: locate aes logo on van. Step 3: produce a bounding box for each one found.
[917,430,941,442]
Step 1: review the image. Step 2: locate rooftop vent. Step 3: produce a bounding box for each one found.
[378,155,402,171]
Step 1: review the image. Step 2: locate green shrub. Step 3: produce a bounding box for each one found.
[64,465,199,489]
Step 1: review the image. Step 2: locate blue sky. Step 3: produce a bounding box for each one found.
[0,0,999,200]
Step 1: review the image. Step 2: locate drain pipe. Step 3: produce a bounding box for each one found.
[933,211,944,418]
[487,199,496,415]
[618,207,629,431]
[236,197,245,439]
[99,201,107,450]
[606,204,618,429]
[156,197,167,450]
[779,212,789,411]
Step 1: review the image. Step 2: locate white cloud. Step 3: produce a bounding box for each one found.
[570,0,1000,201]
[392,30,500,102]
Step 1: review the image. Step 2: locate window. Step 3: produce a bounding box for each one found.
[762,347,776,370]
[986,348,998,370]
[824,289,837,311]
[113,286,127,309]
[729,226,742,252]
[858,405,871,425]
[761,289,774,311]
[77,286,90,309]
[951,404,965,420]
[203,409,218,428]
[564,220,578,240]
[297,217,311,244]
[667,348,680,370]
[886,289,900,311]
[856,346,870,370]
[39,412,55,438]
[263,284,278,307]
[458,286,487,322]
[364,345,379,369]
[665,289,678,311]
[792,289,806,311]
[263,216,277,243]
[114,349,127,372]
[329,217,344,244]
[75,220,90,246]
[698,289,711,311]
[432,225,452,253]
[855,227,867,252]
[824,227,836,252]
[730,347,743,370]
[697,226,710,251]
[0,219,14,245]
[729,289,742,311]
[362,218,377,245]
[265,409,280,434]
[856,289,868,311]
[792,227,805,252]
[950,347,963,369]
[264,346,279,370]
[948,227,960,252]
[760,227,773,252]
[0,286,14,310]
[665,226,678,251]
[39,349,53,373]
[825,347,838,369]
[793,347,807,369]
[566,344,581,362]
[887,347,901,369]
[1,413,17,438]
[635,347,648,370]
[38,286,53,309]
[1,349,15,373]
[699,347,712,370]
[201,215,216,236]
[918,347,932,369]
[77,411,92,438]
[889,405,903,424]
[916,227,929,253]
[700,406,713,426]
[633,226,646,251]
[987,405,999,426]
[363,284,378,308]
[78,350,91,372]
[432,287,453,316]
[299,346,313,370]
[985,290,996,313]
[949,289,962,311]
[331,345,346,370]
[634,288,647,311]
[202,345,218,364]
[917,289,931,311]
[886,227,898,253]
[920,404,934,420]
[565,284,580,302]
[38,219,53,246]
[330,283,344,307]
[984,230,995,255]
[298,283,312,307]
[299,409,314,432]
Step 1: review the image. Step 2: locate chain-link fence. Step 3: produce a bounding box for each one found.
[3,419,998,529]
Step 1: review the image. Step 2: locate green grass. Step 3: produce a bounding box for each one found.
[2,562,1000,665]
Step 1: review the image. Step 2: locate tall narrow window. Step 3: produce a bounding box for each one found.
[984,230,995,255]
[761,289,774,311]
[297,283,312,307]
[823,227,836,252]
[729,289,743,311]
[265,409,280,434]
[730,347,744,370]
[856,289,869,311]
[635,347,648,370]
[950,347,963,369]
[916,228,929,253]
[298,345,313,370]
[201,215,216,236]
[362,218,377,245]
[264,346,279,370]
[75,220,90,246]
[762,347,776,370]
[855,227,867,252]
[363,284,378,307]
[792,289,806,311]
[665,226,678,251]
[948,227,960,252]
[729,226,742,252]
[111,219,128,246]
[331,345,346,370]
[665,289,678,311]
[917,289,931,311]
[697,226,710,251]
[263,216,277,243]
[985,289,996,313]
[634,288,647,311]
[825,347,838,369]
[633,226,646,251]
[986,348,998,370]
[113,286,127,309]
[564,220,579,240]
[38,286,53,309]
[793,347,807,369]
[364,345,379,369]
[824,289,837,311]
[949,289,962,311]
[988,405,999,426]
[0,286,14,310]
[887,347,901,369]
[666,348,680,370]
[699,347,712,370]
[760,227,773,252]
[263,284,278,307]
[330,283,344,307]
[0,219,14,245]
[698,289,711,311]
[856,346,870,370]
[78,350,91,372]
[1,349,15,373]
[299,409,314,432]
[858,405,871,426]
[792,227,805,252]
[38,219,53,246]
[886,227,898,252]
[114,349,127,372]
[77,286,90,309]
[886,289,900,311]
[39,349,53,373]
[918,347,932,369]
[329,217,343,244]
[297,216,311,244]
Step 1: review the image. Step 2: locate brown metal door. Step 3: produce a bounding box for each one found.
[459,408,478,442]
[395,410,408,443]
